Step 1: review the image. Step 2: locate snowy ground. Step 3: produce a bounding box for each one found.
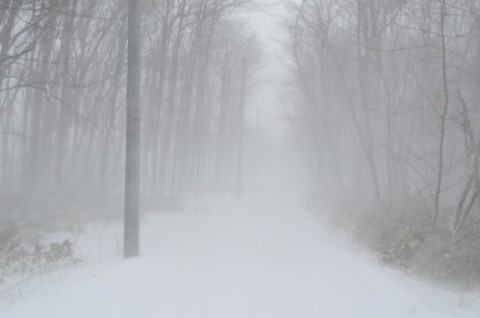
[1,191,480,318]
[1,137,480,318]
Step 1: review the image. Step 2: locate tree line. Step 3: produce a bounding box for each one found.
[0,0,261,205]
[284,0,480,233]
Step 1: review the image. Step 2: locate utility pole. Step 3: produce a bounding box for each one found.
[236,58,247,197]
[124,0,141,258]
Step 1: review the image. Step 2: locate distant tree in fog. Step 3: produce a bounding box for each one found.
[283,0,480,233]
[0,0,262,218]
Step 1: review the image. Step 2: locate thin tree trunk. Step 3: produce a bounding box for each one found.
[433,0,449,230]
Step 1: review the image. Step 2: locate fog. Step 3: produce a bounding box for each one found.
[1,0,480,317]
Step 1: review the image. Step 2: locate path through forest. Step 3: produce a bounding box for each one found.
[1,140,479,318]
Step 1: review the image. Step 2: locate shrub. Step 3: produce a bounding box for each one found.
[0,223,81,285]
[330,196,480,290]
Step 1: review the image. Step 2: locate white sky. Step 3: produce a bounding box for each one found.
[242,1,290,138]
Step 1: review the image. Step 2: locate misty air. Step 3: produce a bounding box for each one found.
[1,0,480,317]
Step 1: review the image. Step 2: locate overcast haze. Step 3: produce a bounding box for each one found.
[2,1,480,317]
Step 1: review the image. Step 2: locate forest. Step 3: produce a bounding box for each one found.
[1,0,480,317]
[0,0,260,219]
[283,0,480,288]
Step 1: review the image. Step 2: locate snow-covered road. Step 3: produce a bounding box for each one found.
[1,193,479,318]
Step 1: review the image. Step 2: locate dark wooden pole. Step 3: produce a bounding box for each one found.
[124,0,141,258]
